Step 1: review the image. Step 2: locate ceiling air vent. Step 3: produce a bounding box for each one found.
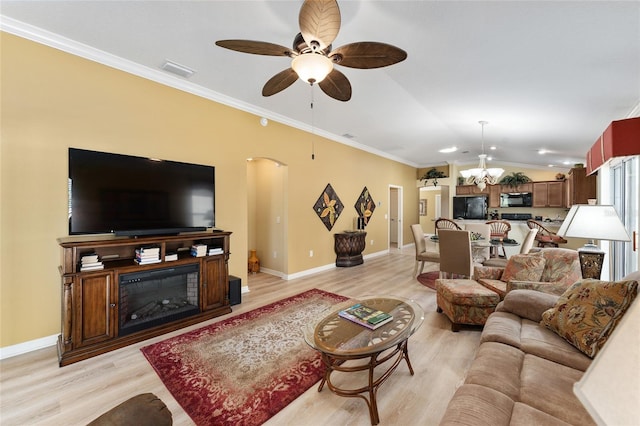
[161,60,195,78]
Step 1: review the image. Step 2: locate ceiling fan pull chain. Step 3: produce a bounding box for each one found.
[310,84,315,160]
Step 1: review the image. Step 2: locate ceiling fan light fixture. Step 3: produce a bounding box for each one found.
[291,53,333,84]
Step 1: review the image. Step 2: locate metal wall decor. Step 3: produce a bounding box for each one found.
[355,187,375,226]
[313,183,344,231]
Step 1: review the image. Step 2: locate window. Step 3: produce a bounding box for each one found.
[611,157,638,279]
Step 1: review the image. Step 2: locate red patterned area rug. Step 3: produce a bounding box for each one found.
[417,271,440,290]
[141,288,347,426]
[418,272,465,290]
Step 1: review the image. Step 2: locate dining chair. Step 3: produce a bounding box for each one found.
[482,228,539,267]
[438,229,475,279]
[486,220,511,258]
[410,224,440,277]
[464,223,491,263]
[526,219,567,248]
[435,218,462,236]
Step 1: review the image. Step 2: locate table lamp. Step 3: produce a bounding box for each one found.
[556,204,630,279]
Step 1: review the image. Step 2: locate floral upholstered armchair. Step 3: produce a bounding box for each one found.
[474,248,582,298]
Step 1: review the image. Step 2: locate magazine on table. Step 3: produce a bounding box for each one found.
[338,303,393,330]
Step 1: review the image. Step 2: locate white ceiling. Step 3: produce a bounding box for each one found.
[2,1,639,169]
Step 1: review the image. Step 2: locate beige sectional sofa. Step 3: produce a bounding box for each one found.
[440,275,638,426]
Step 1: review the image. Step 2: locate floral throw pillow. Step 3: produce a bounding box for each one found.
[501,253,546,283]
[541,278,638,358]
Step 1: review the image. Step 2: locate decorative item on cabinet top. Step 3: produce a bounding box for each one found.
[313,183,344,231]
[498,172,532,189]
[421,168,446,187]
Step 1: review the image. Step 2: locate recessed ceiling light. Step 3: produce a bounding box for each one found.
[538,149,549,155]
[438,146,457,153]
[562,161,571,165]
[490,146,497,150]
[548,164,554,167]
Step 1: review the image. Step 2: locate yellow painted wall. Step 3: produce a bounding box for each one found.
[0,33,419,347]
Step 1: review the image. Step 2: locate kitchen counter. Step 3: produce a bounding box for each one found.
[451,219,588,254]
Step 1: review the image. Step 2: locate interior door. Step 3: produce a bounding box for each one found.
[389,185,402,249]
[390,187,398,244]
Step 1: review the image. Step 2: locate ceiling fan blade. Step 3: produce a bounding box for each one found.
[299,0,341,52]
[330,42,407,69]
[318,69,351,102]
[216,40,293,57]
[262,68,299,96]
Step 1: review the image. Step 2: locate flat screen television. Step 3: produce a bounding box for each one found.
[69,148,215,236]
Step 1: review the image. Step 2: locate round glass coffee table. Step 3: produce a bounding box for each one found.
[303,296,424,425]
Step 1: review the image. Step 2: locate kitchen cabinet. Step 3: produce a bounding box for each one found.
[565,167,597,207]
[533,181,565,207]
[488,185,501,208]
[456,185,488,195]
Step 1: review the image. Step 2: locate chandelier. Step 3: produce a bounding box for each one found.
[460,121,504,190]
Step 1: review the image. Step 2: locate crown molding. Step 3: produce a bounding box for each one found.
[626,100,640,119]
[0,16,418,168]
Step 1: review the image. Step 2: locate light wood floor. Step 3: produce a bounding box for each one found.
[0,248,482,425]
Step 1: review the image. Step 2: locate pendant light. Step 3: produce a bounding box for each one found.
[460,121,504,190]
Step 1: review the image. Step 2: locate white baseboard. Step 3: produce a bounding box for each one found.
[0,334,58,360]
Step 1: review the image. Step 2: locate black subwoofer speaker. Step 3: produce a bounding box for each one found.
[229,275,241,306]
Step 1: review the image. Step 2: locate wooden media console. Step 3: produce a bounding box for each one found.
[57,231,232,366]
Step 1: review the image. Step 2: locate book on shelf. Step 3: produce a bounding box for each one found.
[79,253,103,271]
[135,247,160,264]
[338,303,393,330]
[80,264,105,271]
[208,247,224,255]
[136,247,160,255]
[191,244,208,257]
[165,253,178,261]
[135,258,162,265]
[81,253,100,264]
[135,254,159,261]
[80,261,103,268]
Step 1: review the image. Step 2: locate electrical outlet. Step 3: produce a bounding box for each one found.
[273,251,277,258]
[370,239,374,245]
[309,250,313,257]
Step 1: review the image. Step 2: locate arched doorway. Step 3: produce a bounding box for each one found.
[247,158,288,278]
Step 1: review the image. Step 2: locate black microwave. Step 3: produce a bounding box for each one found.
[500,192,533,207]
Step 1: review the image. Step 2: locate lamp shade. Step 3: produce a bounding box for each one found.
[557,205,630,242]
[291,53,333,84]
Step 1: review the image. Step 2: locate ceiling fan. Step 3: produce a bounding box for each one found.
[215,0,407,102]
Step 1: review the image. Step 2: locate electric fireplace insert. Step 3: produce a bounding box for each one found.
[119,264,200,336]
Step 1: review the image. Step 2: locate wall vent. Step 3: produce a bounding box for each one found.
[161,60,195,78]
